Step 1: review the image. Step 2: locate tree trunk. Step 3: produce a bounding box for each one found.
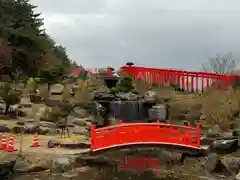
[4,104,9,115]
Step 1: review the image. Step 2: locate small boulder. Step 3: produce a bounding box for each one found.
[39,121,57,129]
[202,153,232,176]
[210,139,239,154]
[12,126,25,134]
[14,159,48,173]
[144,90,157,103]
[71,107,88,118]
[59,141,90,149]
[0,158,16,177]
[236,172,240,180]
[51,156,75,172]
[201,153,220,172]
[71,118,90,127]
[48,139,61,148]
[50,84,64,95]
[0,125,11,133]
[24,124,40,134]
[72,128,89,136]
[221,156,240,174]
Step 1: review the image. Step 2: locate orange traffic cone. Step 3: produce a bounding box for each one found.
[7,137,16,152]
[31,135,40,147]
[1,134,7,150]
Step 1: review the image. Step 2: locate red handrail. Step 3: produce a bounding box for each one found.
[90,121,201,152]
[120,66,236,92]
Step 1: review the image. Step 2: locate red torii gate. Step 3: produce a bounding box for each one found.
[120,66,235,92]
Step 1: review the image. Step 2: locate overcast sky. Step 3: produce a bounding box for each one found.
[30,0,240,70]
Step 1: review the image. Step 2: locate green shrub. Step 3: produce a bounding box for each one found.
[0,83,20,114]
[116,77,134,93]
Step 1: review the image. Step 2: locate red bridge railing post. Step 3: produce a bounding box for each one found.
[187,122,191,145]
[90,124,96,151]
[196,123,201,147]
[118,120,123,124]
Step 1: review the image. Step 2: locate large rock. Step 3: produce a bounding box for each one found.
[209,139,239,154]
[20,97,32,108]
[116,92,140,101]
[71,118,90,127]
[72,127,89,136]
[75,155,118,166]
[94,92,116,101]
[39,127,58,135]
[47,139,90,149]
[236,172,240,180]
[144,90,157,103]
[59,141,90,149]
[48,139,61,148]
[51,156,75,172]
[23,124,41,134]
[148,104,167,122]
[221,156,240,175]
[0,158,16,178]
[0,125,11,133]
[201,153,219,172]
[39,121,57,129]
[13,123,56,135]
[14,159,49,173]
[71,107,88,118]
[50,83,64,94]
[12,126,25,133]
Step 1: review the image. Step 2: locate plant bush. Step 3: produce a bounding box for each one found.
[0,83,21,114]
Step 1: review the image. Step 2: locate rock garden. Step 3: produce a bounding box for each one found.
[0,73,240,179]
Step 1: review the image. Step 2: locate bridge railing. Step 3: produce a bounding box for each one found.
[121,66,235,92]
[90,121,200,151]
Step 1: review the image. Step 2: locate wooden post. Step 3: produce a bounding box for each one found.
[90,124,95,151]
[19,133,23,156]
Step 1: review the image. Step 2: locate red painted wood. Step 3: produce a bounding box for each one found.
[121,66,238,92]
[90,121,201,151]
[118,157,160,173]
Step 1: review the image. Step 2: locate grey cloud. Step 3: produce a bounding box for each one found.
[31,0,105,14]
[31,0,240,70]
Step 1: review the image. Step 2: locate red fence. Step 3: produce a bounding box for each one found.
[90,121,201,152]
[121,66,236,92]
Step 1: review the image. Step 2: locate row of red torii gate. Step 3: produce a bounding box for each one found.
[71,65,239,93]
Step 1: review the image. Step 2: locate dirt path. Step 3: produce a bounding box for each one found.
[0,133,90,159]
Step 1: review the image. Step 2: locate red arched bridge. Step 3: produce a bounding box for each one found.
[90,121,201,152]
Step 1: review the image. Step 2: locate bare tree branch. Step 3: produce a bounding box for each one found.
[202,52,236,74]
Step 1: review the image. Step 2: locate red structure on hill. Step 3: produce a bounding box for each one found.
[121,65,236,92]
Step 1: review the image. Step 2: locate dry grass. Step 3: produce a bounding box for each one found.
[200,88,240,130]
[135,82,240,131]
